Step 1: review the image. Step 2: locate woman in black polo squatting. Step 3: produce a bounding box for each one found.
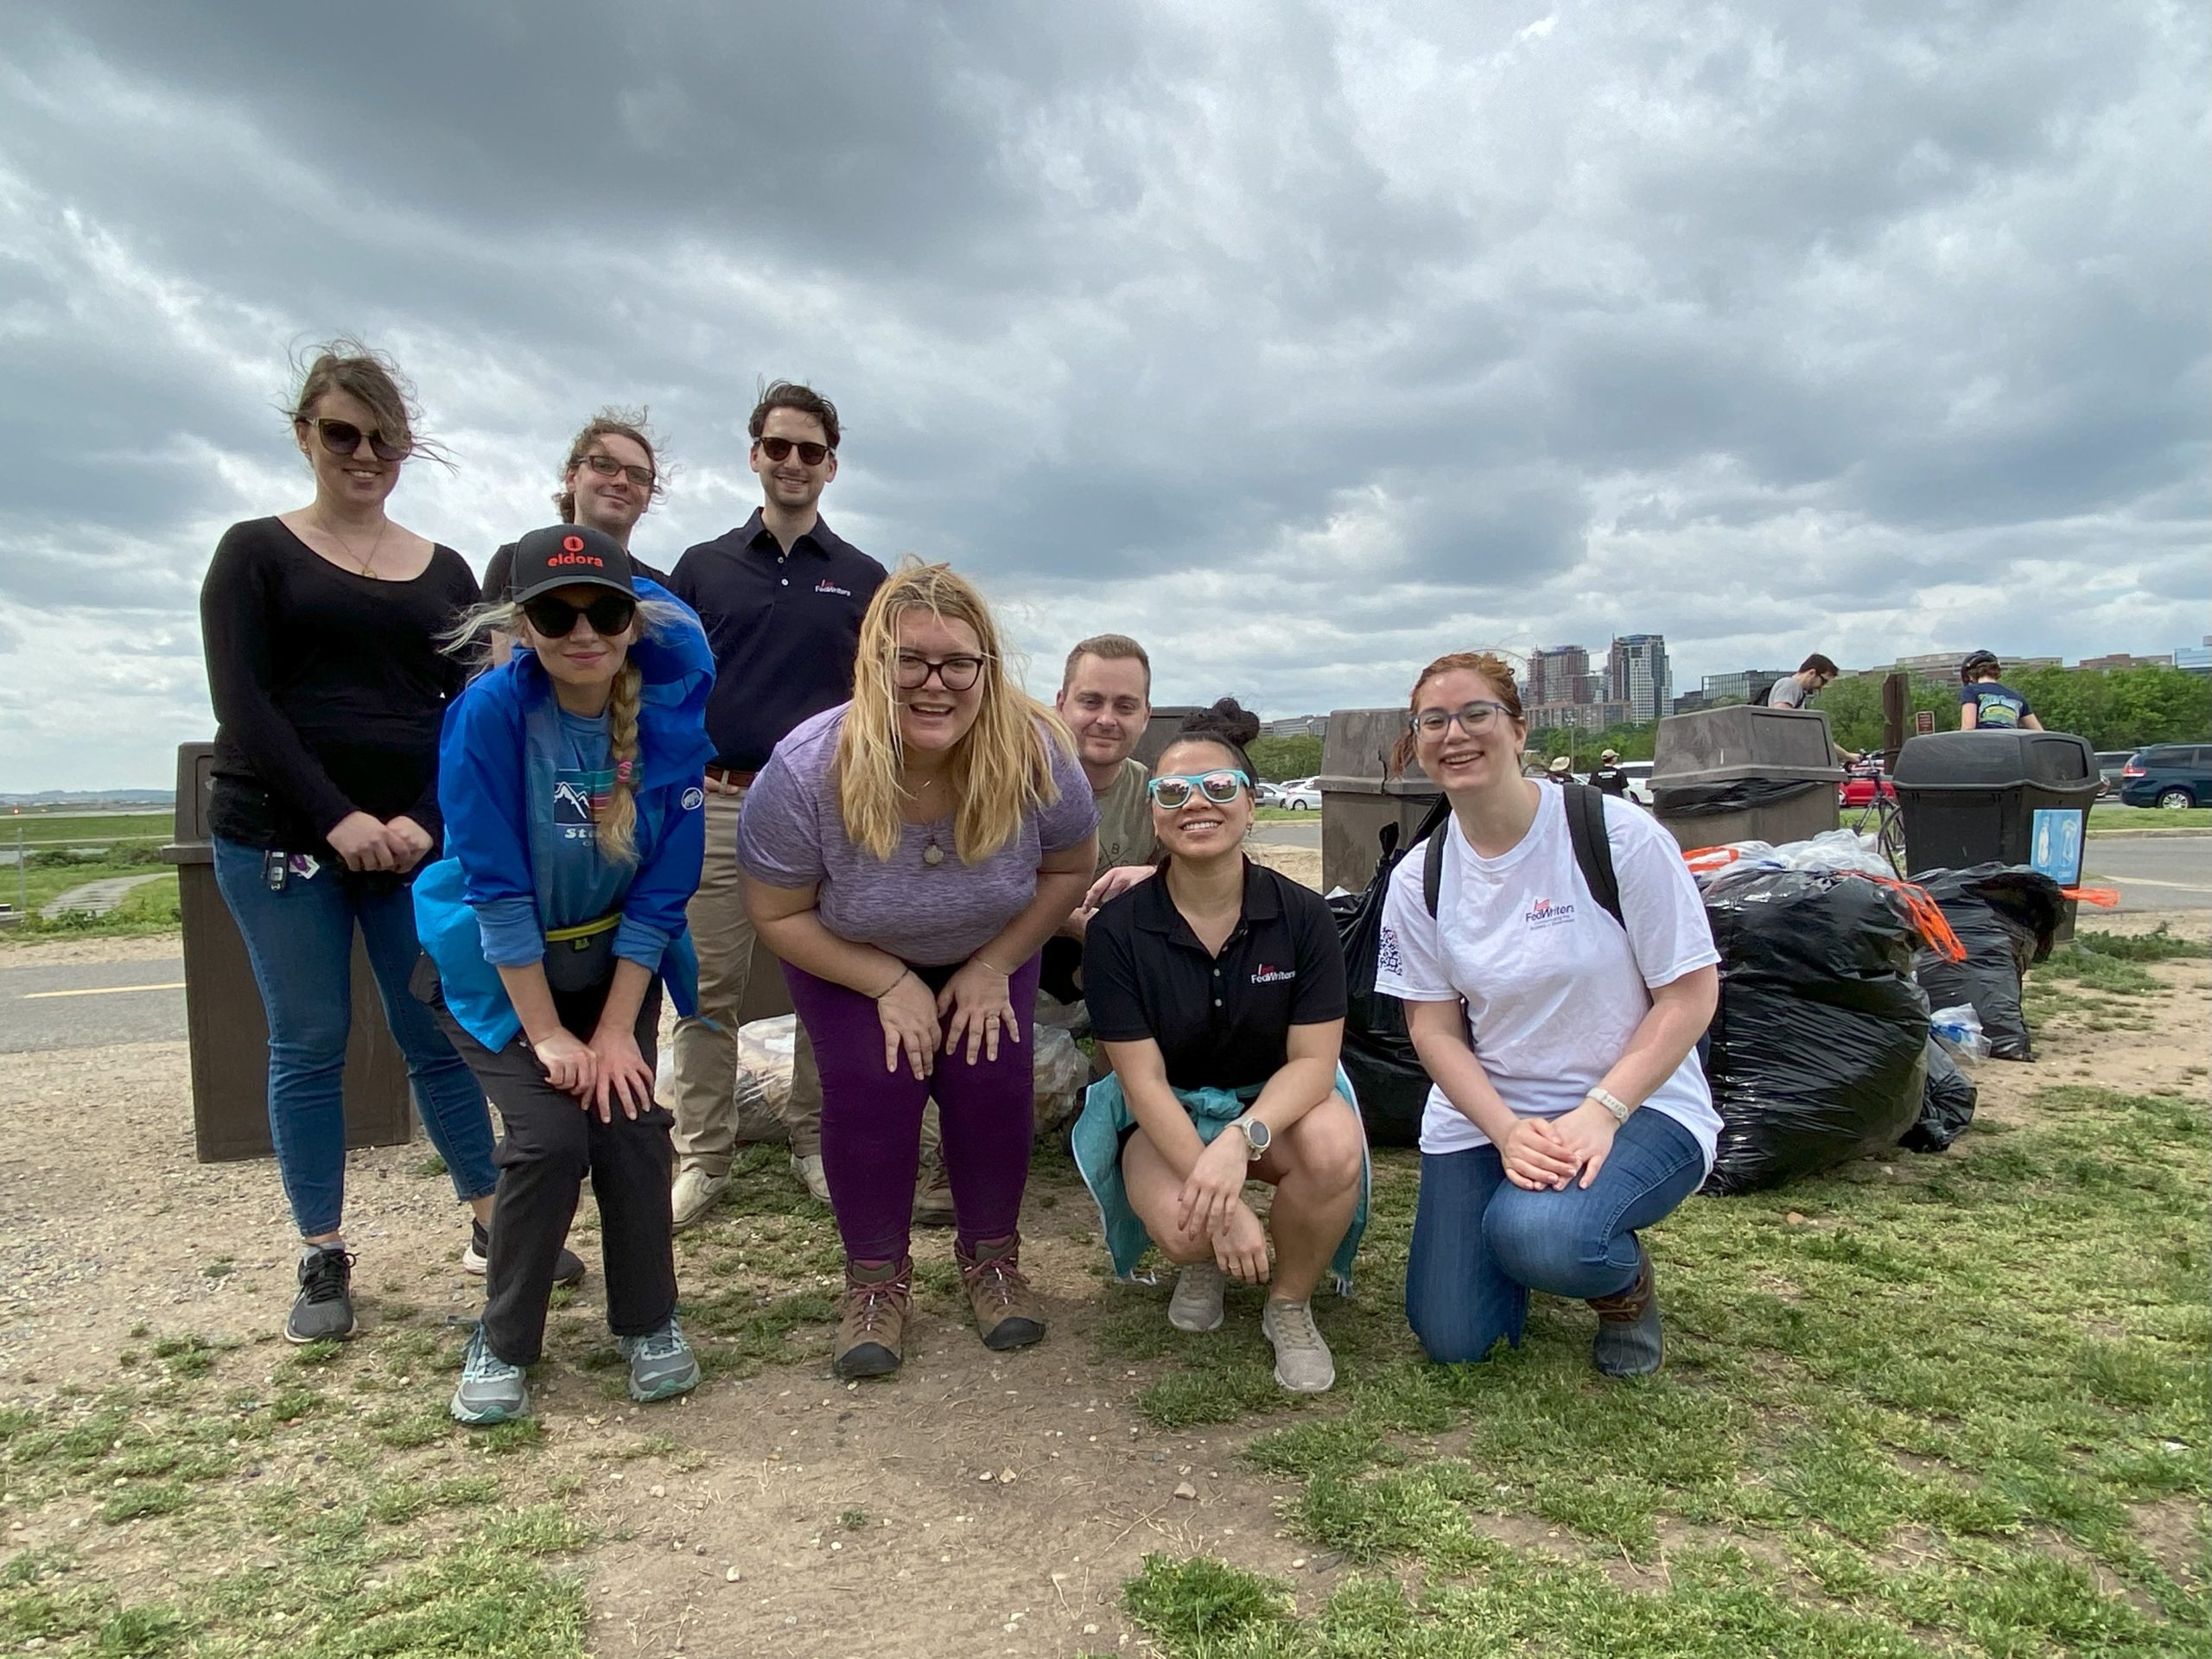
[1071,701,1367,1394]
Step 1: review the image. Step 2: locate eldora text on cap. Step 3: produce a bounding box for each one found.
[511,523,638,604]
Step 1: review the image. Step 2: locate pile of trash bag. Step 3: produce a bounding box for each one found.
[1699,867,1932,1194]
[1328,810,1449,1148]
[1910,864,2068,1061]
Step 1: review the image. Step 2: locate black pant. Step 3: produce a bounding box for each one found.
[421,963,676,1366]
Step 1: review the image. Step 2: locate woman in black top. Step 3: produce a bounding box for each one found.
[200,341,518,1345]
[1073,702,1367,1395]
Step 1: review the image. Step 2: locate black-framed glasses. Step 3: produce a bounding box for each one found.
[300,416,408,462]
[1147,770,1250,810]
[523,593,637,639]
[894,652,985,691]
[580,453,655,490]
[757,435,833,466]
[1410,700,1513,738]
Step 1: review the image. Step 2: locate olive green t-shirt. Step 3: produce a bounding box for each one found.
[1092,756,1156,877]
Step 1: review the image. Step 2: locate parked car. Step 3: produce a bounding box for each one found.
[2118,744,2212,810]
[1838,766,1897,809]
[2094,751,2137,798]
[1275,779,1320,810]
[1615,760,1655,808]
[1253,780,1285,807]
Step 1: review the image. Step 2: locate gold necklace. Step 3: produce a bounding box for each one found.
[319,510,390,579]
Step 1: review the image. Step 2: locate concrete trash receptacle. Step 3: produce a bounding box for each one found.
[1320,709,1440,895]
[1651,706,1844,851]
[1891,730,2100,881]
[161,743,416,1163]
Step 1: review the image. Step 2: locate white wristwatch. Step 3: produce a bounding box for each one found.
[1233,1116,1272,1160]
[1586,1086,1632,1124]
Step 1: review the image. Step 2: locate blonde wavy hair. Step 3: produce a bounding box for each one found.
[837,559,1071,863]
[444,595,691,866]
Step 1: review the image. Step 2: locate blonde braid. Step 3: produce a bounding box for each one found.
[598,663,644,866]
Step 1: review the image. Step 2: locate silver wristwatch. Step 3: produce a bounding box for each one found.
[1233,1116,1272,1160]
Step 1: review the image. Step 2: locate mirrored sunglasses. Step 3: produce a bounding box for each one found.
[1147,770,1250,809]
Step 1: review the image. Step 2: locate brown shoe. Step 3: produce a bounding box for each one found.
[1586,1240,1662,1377]
[912,1144,956,1227]
[834,1257,912,1380]
[957,1234,1046,1351]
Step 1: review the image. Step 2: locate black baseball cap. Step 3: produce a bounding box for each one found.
[509,524,637,605]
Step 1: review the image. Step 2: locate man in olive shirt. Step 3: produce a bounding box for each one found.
[1041,634,1156,1007]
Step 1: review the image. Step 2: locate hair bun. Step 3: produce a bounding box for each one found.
[1179,696,1261,750]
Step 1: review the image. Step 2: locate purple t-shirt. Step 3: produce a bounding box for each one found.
[738,702,1099,966]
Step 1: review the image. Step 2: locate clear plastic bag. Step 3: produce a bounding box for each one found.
[1769,828,1899,879]
[1929,1003,1992,1065]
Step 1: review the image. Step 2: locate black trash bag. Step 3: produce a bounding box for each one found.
[1901,1038,1977,1153]
[1700,868,1931,1195]
[1651,777,1825,817]
[1329,801,1451,1148]
[1910,864,2066,1062]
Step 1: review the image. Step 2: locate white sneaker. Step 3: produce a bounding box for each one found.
[790,1152,831,1204]
[1262,1299,1335,1394]
[1168,1262,1226,1333]
[670,1166,730,1230]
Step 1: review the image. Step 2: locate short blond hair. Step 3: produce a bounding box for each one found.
[1061,633,1151,696]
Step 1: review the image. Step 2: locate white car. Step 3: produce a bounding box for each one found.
[1275,779,1320,810]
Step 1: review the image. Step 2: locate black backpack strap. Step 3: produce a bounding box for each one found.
[1423,819,1445,918]
[1563,783,1624,929]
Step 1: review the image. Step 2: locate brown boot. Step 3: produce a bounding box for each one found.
[1586,1240,1662,1377]
[912,1105,956,1226]
[957,1234,1046,1352]
[834,1257,912,1380]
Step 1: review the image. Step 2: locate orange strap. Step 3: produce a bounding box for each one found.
[2061,887,2120,907]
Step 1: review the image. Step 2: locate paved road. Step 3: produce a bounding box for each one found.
[40,872,168,918]
[0,955,186,1053]
[1251,820,2209,910]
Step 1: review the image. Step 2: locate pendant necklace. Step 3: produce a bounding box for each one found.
[321,510,389,579]
[912,768,949,865]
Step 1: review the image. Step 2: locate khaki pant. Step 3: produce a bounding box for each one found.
[671,784,822,1176]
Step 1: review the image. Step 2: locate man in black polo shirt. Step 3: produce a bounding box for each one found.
[665,382,887,1224]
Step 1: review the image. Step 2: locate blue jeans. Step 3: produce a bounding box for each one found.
[212,837,497,1237]
[1405,1109,1705,1365]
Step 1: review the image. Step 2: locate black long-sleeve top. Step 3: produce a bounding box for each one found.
[200,518,480,855]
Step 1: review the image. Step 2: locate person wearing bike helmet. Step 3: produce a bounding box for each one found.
[1958,652,2043,732]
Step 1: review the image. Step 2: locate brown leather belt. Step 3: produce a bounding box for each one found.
[703,766,758,792]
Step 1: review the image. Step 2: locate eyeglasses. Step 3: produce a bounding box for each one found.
[1411,700,1513,738]
[300,416,408,462]
[579,453,655,491]
[1147,770,1250,810]
[757,435,833,466]
[523,593,637,639]
[894,652,985,691]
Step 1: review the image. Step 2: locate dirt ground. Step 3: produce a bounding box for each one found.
[0,893,2202,1657]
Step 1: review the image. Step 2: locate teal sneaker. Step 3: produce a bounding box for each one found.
[619,1316,701,1403]
[449,1325,530,1425]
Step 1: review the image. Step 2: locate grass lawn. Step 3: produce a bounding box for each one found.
[1255,806,1321,822]
[1,810,174,851]
[2089,805,2211,831]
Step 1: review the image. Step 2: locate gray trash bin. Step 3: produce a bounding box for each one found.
[160,743,416,1163]
[1651,706,1844,851]
[1891,730,2100,879]
[1319,709,1440,895]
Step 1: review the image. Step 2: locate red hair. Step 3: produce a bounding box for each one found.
[1389,651,1525,775]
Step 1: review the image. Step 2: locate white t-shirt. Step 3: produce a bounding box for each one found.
[1374,786,1724,1168]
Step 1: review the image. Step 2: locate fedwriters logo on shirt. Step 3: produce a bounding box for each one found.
[1250,963,1295,984]
[1523,897,1575,929]
[814,579,853,597]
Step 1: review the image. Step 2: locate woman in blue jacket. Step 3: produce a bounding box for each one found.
[414,524,714,1425]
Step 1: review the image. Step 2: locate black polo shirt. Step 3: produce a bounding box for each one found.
[1083,861,1347,1092]
[667,511,887,772]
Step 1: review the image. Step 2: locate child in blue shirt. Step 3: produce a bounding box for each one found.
[414,524,714,1424]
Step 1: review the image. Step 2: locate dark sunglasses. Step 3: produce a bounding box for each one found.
[757,435,833,466]
[580,453,655,490]
[522,593,637,639]
[301,416,408,462]
[1147,770,1250,810]
[894,652,984,691]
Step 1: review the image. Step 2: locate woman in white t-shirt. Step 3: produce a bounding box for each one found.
[1375,652,1720,1376]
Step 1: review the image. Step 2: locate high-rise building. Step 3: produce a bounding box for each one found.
[1527,645,1589,709]
[1608,634,1672,722]
[1700,668,1792,706]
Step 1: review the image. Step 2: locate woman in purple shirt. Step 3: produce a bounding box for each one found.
[741,561,1097,1379]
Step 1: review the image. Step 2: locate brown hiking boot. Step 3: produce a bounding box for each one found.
[1586,1239,1662,1377]
[957,1234,1046,1351]
[834,1257,912,1381]
[912,1145,956,1227]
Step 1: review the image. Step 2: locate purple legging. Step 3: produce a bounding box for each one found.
[783,953,1041,1263]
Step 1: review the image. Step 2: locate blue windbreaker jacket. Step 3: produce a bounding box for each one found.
[413,579,716,1051]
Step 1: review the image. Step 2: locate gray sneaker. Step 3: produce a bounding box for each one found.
[1168,1262,1226,1333]
[450,1325,530,1425]
[620,1316,701,1403]
[1262,1299,1336,1394]
[670,1166,731,1230]
[790,1152,831,1205]
[285,1245,357,1344]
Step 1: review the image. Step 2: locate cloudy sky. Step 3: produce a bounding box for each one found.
[3,1,2205,789]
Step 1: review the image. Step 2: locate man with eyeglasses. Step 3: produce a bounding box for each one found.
[1766,653,1861,762]
[665,382,887,1221]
